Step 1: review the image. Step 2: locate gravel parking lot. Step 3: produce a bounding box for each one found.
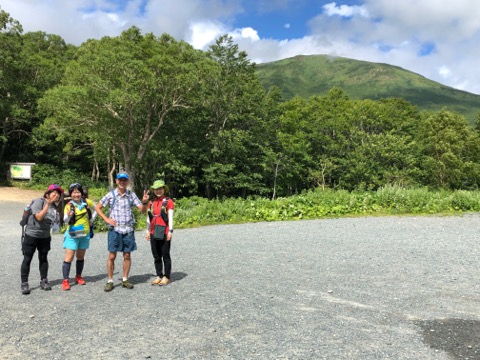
[1,196,479,359]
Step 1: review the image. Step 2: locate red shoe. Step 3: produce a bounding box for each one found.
[62,279,71,291]
[75,275,86,285]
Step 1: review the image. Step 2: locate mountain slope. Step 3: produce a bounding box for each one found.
[256,55,480,124]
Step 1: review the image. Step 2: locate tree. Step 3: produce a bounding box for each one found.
[417,109,480,188]
[39,27,213,191]
[0,7,23,162]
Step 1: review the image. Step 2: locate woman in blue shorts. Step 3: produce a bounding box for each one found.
[61,183,96,291]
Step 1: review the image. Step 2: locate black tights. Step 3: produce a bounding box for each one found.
[21,234,51,283]
[150,237,171,278]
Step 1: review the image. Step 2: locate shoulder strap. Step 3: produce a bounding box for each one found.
[110,190,116,210]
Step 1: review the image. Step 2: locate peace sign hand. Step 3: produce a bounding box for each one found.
[142,190,150,203]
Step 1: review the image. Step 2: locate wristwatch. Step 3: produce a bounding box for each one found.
[169,229,173,233]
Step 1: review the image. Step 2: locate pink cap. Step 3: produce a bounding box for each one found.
[47,184,64,194]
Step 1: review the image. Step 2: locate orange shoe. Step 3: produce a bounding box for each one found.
[62,279,71,291]
[75,275,86,285]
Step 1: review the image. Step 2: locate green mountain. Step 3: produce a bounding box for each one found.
[256,54,480,124]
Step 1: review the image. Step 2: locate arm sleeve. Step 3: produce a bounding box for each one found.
[63,203,72,223]
[167,209,174,231]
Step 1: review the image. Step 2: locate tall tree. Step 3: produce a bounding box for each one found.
[39,27,213,190]
[0,8,23,162]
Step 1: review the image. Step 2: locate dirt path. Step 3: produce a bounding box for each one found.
[0,187,45,203]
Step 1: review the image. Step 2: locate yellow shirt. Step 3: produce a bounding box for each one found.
[64,199,94,237]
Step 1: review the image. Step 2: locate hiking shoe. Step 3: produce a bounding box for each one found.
[151,276,162,285]
[40,278,52,291]
[159,276,170,286]
[122,280,134,289]
[62,279,71,291]
[21,282,30,295]
[104,282,114,292]
[75,275,86,285]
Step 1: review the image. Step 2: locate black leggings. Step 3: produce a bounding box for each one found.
[150,236,171,278]
[21,234,51,283]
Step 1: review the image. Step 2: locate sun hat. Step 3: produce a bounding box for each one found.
[47,184,64,194]
[116,172,129,180]
[150,179,169,193]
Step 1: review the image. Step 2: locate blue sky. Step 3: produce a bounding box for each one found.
[2,0,480,95]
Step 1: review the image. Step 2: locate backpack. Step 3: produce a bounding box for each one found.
[148,197,170,225]
[20,198,44,227]
[20,198,45,251]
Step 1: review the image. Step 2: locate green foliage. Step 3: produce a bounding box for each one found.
[256,55,480,125]
[29,164,103,190]
[172,187,480,228]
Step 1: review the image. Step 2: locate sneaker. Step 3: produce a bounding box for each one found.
[62,279,71,291]
[40,278,52,291]
[159,276,170,286]
[75,275,86,285]
[21,282,30,295]
[122,280,134,289]
[151,276,162,285]
[104,282,114,292]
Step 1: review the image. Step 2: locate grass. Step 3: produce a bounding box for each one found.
[8,181,480,231]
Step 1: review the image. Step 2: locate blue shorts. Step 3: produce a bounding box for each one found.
[107,230,137,253]
[63,234,90,250]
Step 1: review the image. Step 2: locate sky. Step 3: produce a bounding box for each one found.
[2,0,480,95]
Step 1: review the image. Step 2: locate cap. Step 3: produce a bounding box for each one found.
[47,184,64,194]
[116,172,129,180]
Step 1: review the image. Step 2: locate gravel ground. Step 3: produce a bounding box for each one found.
[1,199,480,360]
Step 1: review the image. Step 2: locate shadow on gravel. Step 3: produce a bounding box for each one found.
[126,271,188,285]
[416,318,480,359]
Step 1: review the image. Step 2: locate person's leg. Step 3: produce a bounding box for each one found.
[75,249,86,284]
[161,240,172,279]
[37,237,52,290]
[150,236,163,277]
[107,252,116,280]
[63,249,75,278]
[21,234,37,283]
[122,252,131,279]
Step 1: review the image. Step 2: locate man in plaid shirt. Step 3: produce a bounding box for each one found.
[95,172,149,292]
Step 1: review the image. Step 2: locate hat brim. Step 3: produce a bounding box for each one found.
[151,185,169,193]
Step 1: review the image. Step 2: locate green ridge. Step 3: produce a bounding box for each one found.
[256,55,480,124]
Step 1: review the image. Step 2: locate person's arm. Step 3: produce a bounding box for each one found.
[136,190,150,214]
[95,199,116,227]
[145,208,151,240]
[34,198,54,221]
[166,206,174,241]
[63,203,74,223]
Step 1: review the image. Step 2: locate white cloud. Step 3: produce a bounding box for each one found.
[323,2,369,18]
[2,0,480,94]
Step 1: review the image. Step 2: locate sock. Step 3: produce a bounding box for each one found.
[123,277,128,282]
[62,261,71,280]
[76,259,85,276]
[108,279,114,283]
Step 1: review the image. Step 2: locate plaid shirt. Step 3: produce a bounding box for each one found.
[100,189,141,234]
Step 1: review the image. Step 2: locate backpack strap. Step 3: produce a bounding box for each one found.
[148,197,169,225]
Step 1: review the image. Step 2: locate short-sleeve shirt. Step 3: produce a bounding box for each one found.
[100,189,141,234]
[25,198,58,238]
[64,199,95,236]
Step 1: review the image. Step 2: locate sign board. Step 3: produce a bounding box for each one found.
[9,163,35,180]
